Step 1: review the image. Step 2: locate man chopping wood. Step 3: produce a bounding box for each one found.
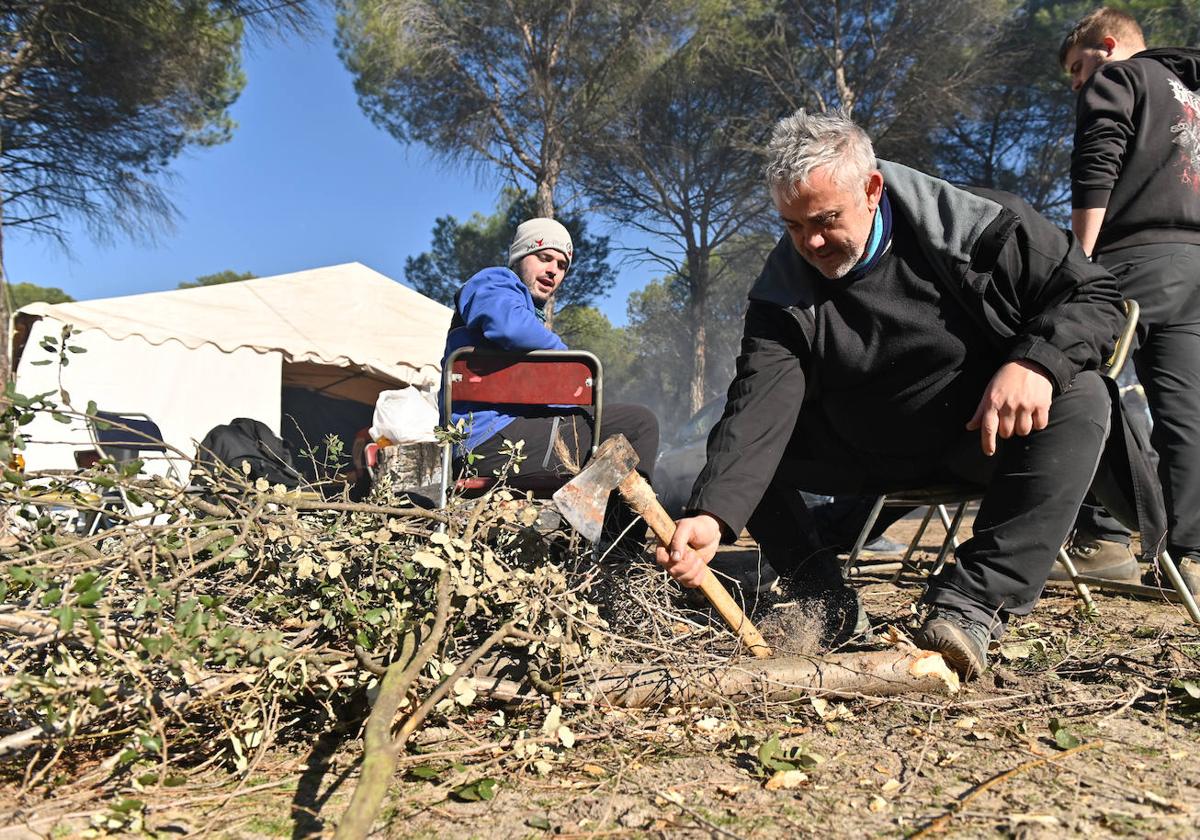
[656,109,1124,680]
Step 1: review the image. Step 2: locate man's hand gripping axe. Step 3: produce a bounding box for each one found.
[553,434,772,658]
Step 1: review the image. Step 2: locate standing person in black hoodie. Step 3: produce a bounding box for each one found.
[1057,8,1200,592]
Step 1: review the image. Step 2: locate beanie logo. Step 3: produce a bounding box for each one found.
[535,239,544,247]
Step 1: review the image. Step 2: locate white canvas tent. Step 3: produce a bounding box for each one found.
[12,263,452,472]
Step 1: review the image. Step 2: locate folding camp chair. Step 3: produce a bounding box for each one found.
[81,410,180,533]
[439,347,602,507]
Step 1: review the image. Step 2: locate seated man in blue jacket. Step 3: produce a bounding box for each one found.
[442,218,659,548]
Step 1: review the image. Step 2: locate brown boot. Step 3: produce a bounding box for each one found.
[1143,554,1200,594]
[1048,536,1139,583]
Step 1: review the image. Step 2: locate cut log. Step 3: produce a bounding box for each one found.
[577,648,959,708]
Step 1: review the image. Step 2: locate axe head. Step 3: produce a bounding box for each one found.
[552,434,640,543]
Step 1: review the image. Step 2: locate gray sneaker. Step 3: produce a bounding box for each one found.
[914,609,989,681]
[1048,536,1139,583]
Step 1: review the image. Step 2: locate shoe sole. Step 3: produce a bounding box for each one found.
[915,619,985,680]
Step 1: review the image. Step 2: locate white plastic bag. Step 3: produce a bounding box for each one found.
[369,388,439,444]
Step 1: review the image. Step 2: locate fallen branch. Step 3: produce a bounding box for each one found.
[334,570,451,840]
[911,740,1103,838]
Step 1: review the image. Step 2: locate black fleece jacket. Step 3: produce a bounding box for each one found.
[1072,47,1200,253]
[688,162,1123,538]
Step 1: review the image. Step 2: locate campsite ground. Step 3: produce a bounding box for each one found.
[4,515,1200,839]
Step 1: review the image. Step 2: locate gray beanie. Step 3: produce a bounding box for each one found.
[508,218,574,270]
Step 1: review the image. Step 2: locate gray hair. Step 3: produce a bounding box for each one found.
[764,109,877,200]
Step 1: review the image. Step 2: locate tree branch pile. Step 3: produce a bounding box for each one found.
[1,398,955,835]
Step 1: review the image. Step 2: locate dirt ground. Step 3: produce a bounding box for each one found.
[5,511,1200,839]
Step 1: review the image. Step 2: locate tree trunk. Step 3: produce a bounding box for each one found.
[535,168,559,329]
[0,192,11,390]
[687,252,709,415]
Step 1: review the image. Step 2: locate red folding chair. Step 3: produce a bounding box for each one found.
[439,347,603,506]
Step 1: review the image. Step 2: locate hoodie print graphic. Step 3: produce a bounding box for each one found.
[1168,77,1200,190]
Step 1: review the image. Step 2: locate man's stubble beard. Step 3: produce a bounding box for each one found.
[810,239,865,280]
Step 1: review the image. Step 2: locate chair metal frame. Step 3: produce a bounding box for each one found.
[843,300,1200,624]
[439,346,603,507]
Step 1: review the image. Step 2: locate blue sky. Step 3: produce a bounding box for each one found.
[5,15,655,326]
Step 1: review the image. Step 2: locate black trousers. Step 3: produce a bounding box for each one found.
[468,403,659,482]
[467,403,660,549]
[747,371,1111,633]
[1077,244,1200,558]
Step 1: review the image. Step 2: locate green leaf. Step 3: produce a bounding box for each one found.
[78,587,103,607]
[88,686,107,707]
[756,734,781,769]
[527,815,552,830]
[52,605,76,633]
[41,587,63,606]
[71,572,99,593]
[1049,718,1081,750]
[121,458,145,477]
[1174,679,1200,701]
[409,765,441,781]
[51,412,71,424]
[451,777,498,801]
[112,798,144,814]
[3,469,26,485]
[363,608,387,625]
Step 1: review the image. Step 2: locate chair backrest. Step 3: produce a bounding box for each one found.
[444,347,602,438]
[444,348,600,412]
[90,411,168,465]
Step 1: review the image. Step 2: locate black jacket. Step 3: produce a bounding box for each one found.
[689,161,1125,538]
[1072,47,1200,253]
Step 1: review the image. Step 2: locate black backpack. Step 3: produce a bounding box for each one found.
[196,418,303,489]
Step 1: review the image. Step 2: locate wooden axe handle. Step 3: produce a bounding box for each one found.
[617,472,773,659]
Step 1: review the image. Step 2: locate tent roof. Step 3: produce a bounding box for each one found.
[17,263,452,389]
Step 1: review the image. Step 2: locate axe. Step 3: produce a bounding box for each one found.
[553,434,772,659]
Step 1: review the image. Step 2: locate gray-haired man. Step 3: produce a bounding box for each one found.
[656,110,1124,679]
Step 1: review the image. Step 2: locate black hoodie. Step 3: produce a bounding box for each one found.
[1072,47,1200,254]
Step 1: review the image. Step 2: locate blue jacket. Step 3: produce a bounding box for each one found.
[440,267,566,452]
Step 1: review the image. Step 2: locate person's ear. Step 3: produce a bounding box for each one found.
[865,170,884,210]
[1103,35,1117,56]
